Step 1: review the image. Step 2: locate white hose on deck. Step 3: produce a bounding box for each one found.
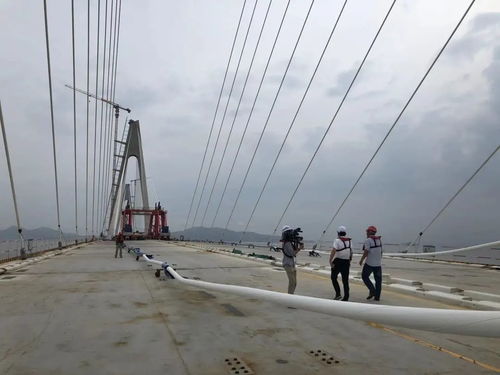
[384,240,500,257]
[140,255,500,338]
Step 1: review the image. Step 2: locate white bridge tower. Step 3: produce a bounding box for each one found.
[106,120,149,237]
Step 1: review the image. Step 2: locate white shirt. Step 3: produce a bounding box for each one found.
[332,238,352,260]
[363,237,382,267]
[282,242,296,267]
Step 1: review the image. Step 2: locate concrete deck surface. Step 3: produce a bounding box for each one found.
[0,241,499,375]
[223,243,499,295]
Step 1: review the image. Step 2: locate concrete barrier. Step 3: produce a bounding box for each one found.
[464,290,500,303]
[422,283,464,294]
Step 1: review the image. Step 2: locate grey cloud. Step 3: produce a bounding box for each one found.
[325,66,357,97]
[121,85,161,109]
[2,1,500,250]
[483,46,500,115]
[266,59,310,90]
[446,35,489,60]
[267,72,304,91]
[351,88,386,101]
[471,12,500,32]
[447,12,500,60]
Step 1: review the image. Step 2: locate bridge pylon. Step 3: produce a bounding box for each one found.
[106,119,149,237]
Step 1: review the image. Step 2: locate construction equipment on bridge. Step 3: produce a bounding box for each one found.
[65,85,171,241]
[121,202,170,240]
[64,84,131,113]
[65,84,138,238]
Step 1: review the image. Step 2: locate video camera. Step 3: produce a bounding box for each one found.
[281,227,303,244]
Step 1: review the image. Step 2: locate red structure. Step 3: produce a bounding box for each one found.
[121,202,170,240]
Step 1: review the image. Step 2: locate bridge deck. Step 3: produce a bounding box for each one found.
[1,241,499,374]
[296,248,499,294]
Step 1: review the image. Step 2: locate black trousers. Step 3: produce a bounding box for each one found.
[362,264,382,300]
[331,258,350,299]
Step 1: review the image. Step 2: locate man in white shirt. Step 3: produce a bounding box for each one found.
[329,225,352,301]
[359,225,383,301]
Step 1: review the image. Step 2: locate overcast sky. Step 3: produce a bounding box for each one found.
[1,0,499,247]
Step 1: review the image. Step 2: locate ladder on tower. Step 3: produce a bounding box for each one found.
[103,121,130,236]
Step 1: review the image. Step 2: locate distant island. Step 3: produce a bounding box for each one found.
[0,225,279,244]
[0,226,80,241]
[172,227,280,243]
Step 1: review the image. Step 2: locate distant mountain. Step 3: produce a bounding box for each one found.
[172,227,280,243]
[0,225,277,243]
[0,226,79,241]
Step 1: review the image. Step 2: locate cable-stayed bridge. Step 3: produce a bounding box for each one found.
[1,1,500,374]
[1,0,498,250]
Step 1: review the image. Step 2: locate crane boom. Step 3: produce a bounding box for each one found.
[65,84,131,113]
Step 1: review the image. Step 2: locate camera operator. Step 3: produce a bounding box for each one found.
[281,225,303,294]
